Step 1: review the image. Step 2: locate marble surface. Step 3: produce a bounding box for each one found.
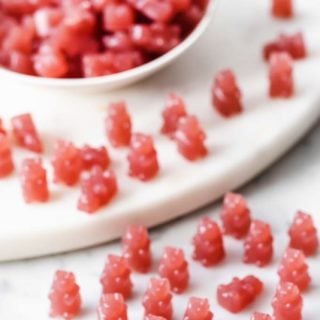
[1,120,320,319]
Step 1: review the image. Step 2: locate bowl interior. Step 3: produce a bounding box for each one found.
[0,0,217,91]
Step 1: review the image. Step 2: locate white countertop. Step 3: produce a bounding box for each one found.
[1,121,320,319]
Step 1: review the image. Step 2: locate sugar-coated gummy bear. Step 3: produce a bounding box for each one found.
[97,293,128,320]
[269,52,294,98]
[143,277,173,320]
[0,131,14,178]
[49,270,81,319]
[106,102,132,148]
[11,113,43,153]
[243,220,273,267]
[161,93,188,137]
[128,133,159,181]
[159,246,189,293]
[51,140,82,186]
[174,115,207,161]
[80,145,110,170]
[263,32,306,60]
[78,167,118,213]
[20,158,49,203]
[278,248,311,292]
[212,69,243,117]
[272,282,303,320]
[192,217,225,267]
[220,192,251,239]
[183,297,214,320]
[100,255,133,299]
[122,225,152,273]
[288,210,319,256]
[217,275,263,313]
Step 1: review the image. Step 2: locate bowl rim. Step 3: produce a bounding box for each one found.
[0,0,216,88]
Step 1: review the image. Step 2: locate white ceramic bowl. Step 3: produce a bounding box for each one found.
[0,1,217,92]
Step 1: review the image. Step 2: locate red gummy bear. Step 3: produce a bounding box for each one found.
[143,278,173,320]
[183,297,214,320]
[128,133,159,181]
[272,0,293,18]
[192,217,225,267]
[263,32,306,60]
[278,248,311,292]
[174,115,207,161]
[78,166,118,213]
[122,225,152,273]
[52,140,82,186]
[251,312,272,320]
[269,52,294,98]
[220,192,251,239]
[272,282,303,320]
[212,69,243,117]
[217,275,263,313]
[48,270,81,319]
[97,293,128,320]
[100,255,133,299]
[11,113,43,153]
[80,145,110,170]
[0,131,14,178]
[243,220,273,267]
[20,158,49,203]
[159,246,189,294]
[288,210,319,256]
[103,3,135,32]
[105,101,132,148]
[161,93,188,137]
